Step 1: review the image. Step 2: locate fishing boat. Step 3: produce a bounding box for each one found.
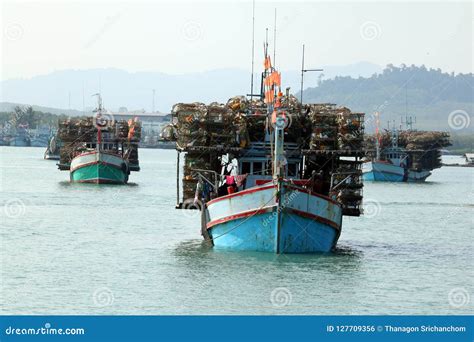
[204,154,344,253]
[171,50,365,253]
[363,127,431,182]
[9,125,31,147]
[31,126,51,147]
[58,94,141,184]
[70,148,130,184]
[363,114,449,182]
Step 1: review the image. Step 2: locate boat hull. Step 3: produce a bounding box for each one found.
[407,169,431,182]
[205,182,342,253]
[362,161,404,182]
[362,161,431,182]
[70,151,128,184]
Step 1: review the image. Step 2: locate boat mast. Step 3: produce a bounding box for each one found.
[93,93,103,151]
[300,44,305,104]
[250,0,256,99]
[375,111,380,161]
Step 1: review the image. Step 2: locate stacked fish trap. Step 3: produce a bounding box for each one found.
[303,104,365,216]
[365,130,451,171]
[57,117,141,169]
[229,96,268,143]
[58,117,95,167]
[169,97,366,216]
[173,102,208,149]
[337,111,365,151]
[307,104,338,150]
[182,152,218,201]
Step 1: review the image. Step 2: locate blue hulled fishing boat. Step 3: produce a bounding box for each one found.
[363,127,431,182]
[362,112,449,182]
[171,48,365,253]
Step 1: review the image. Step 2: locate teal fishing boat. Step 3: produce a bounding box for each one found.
[58,94,141,184]
[70,149,129,184]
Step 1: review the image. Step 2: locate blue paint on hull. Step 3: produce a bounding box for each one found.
[363,161,431,182]
[209,210,338,253]
[362,170,404,182]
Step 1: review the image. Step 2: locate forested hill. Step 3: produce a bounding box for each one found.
[301,65,473,132]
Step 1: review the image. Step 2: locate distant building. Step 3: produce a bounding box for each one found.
[109,111,171,135]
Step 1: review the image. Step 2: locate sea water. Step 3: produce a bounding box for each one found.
[0,147,472,315]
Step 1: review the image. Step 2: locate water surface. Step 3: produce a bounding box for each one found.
[1,148,472,315]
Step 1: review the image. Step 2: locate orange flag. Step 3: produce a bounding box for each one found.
[264,90,275,104]
[264,71,281,87]
[264,56,272,70]
[272,72,281,86]
[264,75,272,86]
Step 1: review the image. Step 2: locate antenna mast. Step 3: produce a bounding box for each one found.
[300,44,324,105]
[152,89,156,113]
[250,0,256,98]
[273,8,277,67]
[300,44,305,104]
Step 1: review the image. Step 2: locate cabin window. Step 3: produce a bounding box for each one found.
[253,162,263,175]
[287,163,297,177]
[241,161,251,174]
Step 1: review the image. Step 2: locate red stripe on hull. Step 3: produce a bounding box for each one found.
[73,150,122,158]
[285,208,340,230]
[206,206,340,231]
[206,184,276,206]
[70,160,123,173]
[206,182,339,207]
[284,184,339,206]
[206,206,275,229]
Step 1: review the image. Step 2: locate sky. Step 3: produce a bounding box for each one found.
[1,0,472,81]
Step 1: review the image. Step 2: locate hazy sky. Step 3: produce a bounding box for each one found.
[1,0,472,81]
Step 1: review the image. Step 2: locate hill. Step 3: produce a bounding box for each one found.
[0,62,381,113]
[301,64,473,132]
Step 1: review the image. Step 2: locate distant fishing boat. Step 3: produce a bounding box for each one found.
[10,125,31,147]
[70,149,130,184]
[363,128,431,182]
[58,94,141,184]
[363,113,450,182]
